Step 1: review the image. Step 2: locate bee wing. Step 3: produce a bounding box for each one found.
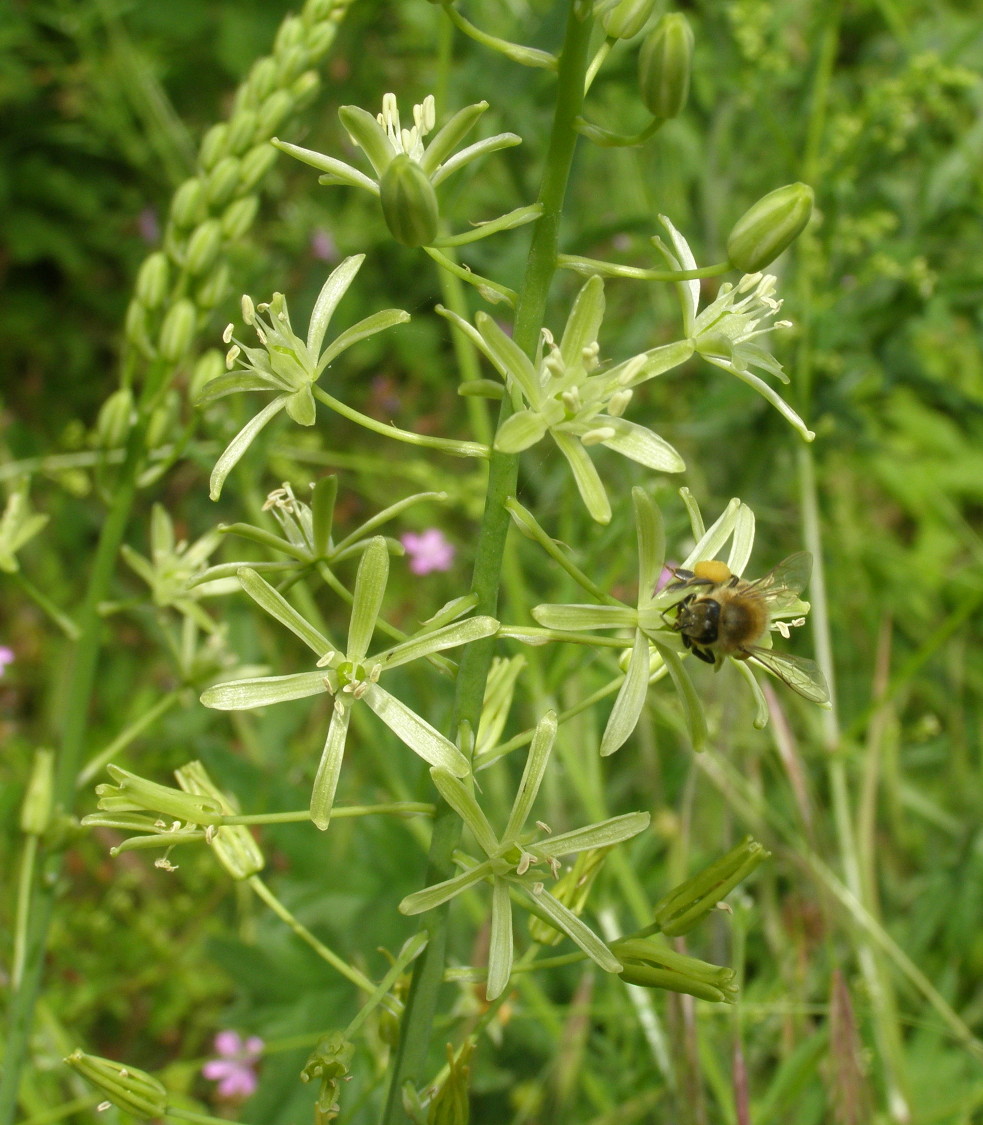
[747,645,830,705]
[749,551,812,611]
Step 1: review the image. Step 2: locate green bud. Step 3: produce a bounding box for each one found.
[204,155,242,208]
[199,122,230,170]
[257,89,293,137]
[194,260,231,311]
[638,13,694,119]
[246,56,279,103]
[185,218,223,277]
[95,388,134,450]
[65,1050,168,1118]
[20,749,54,835]
[611,937,739,1002]
[274,13,305,52]
[380,154,440,247]
[169,177,205,229]
[300,1032,355,1118]
[226,108,259,155]
[158,298,197,363]
[602,0,657,40]
[221,194,259,240]
[276,44,309,86]
[726,182,814,273]
[133,251,170,309]
[240,141,280,191]
[653,835,770,936]
[96,764,224,824]
[123,300,151,356]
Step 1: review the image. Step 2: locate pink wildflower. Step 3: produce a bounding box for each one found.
[0,647,13,676]
[401,529,455,575]
[202,1031,263,1100]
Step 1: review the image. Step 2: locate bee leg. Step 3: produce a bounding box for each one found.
[690,644,716,665]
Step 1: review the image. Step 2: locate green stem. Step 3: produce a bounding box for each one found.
[378,7,594,1123]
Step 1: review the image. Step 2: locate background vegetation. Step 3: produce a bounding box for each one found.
[2,1,983,1122]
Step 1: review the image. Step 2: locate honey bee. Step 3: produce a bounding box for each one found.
[664,552,830,704]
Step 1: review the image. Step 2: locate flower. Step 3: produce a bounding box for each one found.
[196,255,409,500]
[274,94,537,249]
[440,276,693,524]
[200,538,499,830]
[656,216,815,441]
[202,1031,263,1100]
[401,529,455,575]
[399,711,650,1000]
[0,646,13,676]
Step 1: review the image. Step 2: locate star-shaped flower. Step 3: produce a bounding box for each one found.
[399,711,650,999]
[440,276,693,524]
[197,255,409,500]
[200,537,498,829]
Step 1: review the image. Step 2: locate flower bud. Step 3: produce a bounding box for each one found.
[190,348,225,402]
[133,251,170,310]
[169,177,205,229]
[199,123,230,170]
[602,0,657,40]
[185,218,223,277]
[65,1050,168,1118]
[428,1041,474,1125]
[653,835,769,936]
[175,761,265,880]
[226,108,259,155]
[726,182,814,273]
[95,388,134,450]
[20,748,54,835]
[145,389,180,450]
[611,937,738,1002]
[240,141,279,191]
[380,154,439,247]
[257,89,293,137]
[204,155,243,208]
[158,298,197,363]
[300,1032,355,1118]
[638,13,694,119]
[220,194,260,240]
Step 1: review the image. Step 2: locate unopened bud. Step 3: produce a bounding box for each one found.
[185,219,223,277]
[428,1041,474,1125]
[611,937,738,1002]
[158,298,197,363]
[20,749,54,835]
[175,761,265,880]
[95,388,134,450]
[638,13,694,119]
[134,252,170,310]
[380,155,439,247]
[65,1050,168,1118]
[726,182,814,272]
[204,155,242,208]
[602,0,657,40]
[169,177,205,229]
[654,835,769,936]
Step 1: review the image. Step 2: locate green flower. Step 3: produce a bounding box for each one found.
[527,487,826,751]
[656,216,815,441]
[441,275,693,524]
[399,711,650,1000]
[200,537,499,830]
[197,255,409,499]
[274,94,538,248]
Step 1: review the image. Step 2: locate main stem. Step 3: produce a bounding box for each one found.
[378,7,593,1123]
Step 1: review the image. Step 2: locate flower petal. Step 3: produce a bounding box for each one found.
[209,395,288,501]
[486,878,514,1000]
[307,255,366,357]
[600,631,651,756]
[310,705,351,830]
[362,684,469,776]
[237,568,333,654]
[503,710,557,842]
[599,419,685,473]
[201,670,329,710]
[347,537,389,661]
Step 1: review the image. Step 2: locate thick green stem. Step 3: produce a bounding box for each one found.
[378,7,594,1123]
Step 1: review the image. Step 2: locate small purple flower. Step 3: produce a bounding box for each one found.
[0,647,13,676]
[401,529,455,575]
[202,1031,263,1100]
[310,227,339,262]
[137,207,160,244]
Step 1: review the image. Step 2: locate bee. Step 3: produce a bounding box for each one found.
[663,552,830,704]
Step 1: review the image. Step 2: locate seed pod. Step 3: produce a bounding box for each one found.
[638,13,694,119]
[726,182,814,272]
[380,154,439,247]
